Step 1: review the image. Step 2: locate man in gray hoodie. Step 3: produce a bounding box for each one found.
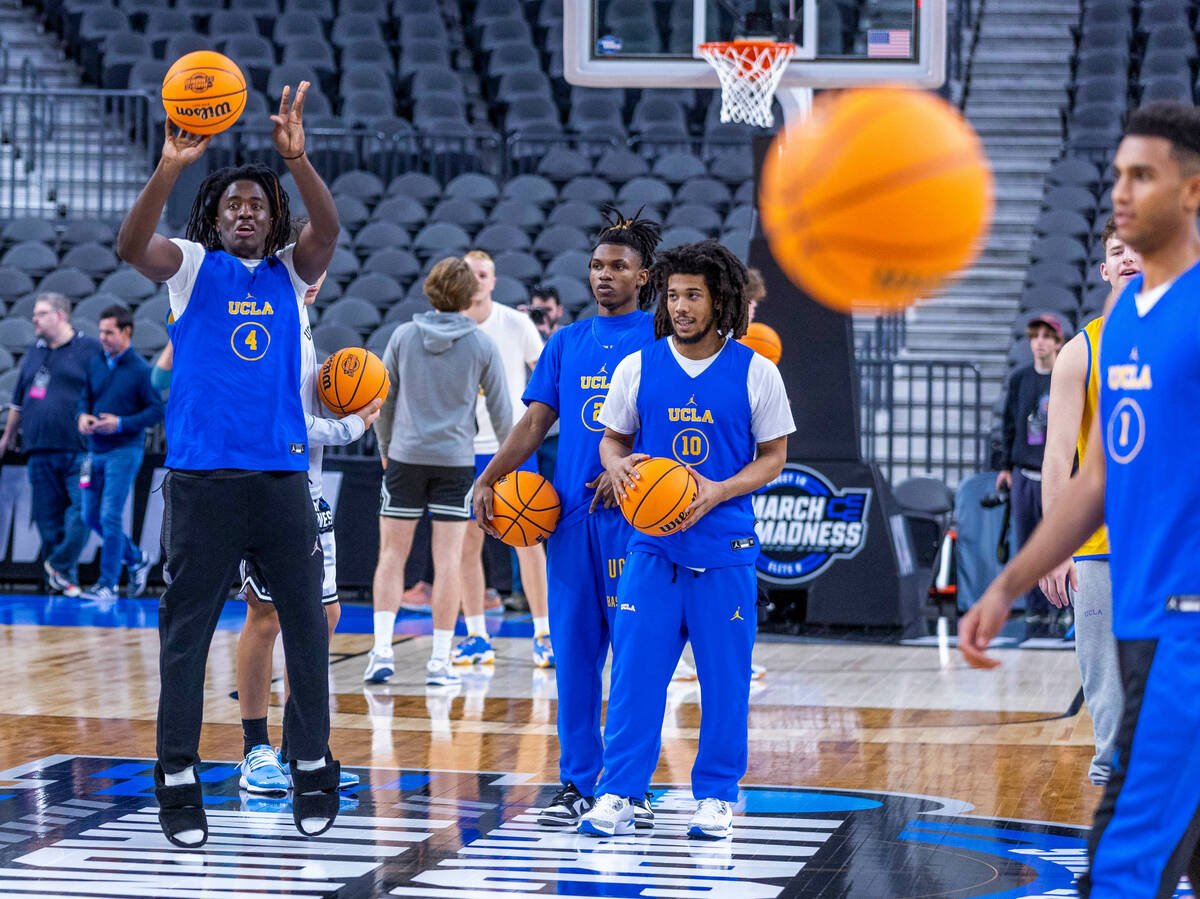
[365,256,512,687]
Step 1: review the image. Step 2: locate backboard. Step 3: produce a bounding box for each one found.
[564,0,945,91]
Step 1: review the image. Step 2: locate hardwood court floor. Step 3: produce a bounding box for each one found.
[0,597,1120,898]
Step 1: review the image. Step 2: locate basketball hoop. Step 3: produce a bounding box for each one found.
[698,40,796,129]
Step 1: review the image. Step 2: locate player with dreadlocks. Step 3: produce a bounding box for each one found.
[473,205,661,829]
[115,82,342,847]
[579,240,795,840]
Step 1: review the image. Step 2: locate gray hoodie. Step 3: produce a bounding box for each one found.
[375,310,511,467]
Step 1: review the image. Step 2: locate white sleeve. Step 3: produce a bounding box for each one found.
[519,314,543,367]
[596,351,642,435]
[164,239,206,320]
[307,409,366,446]
[748,353,796,443]
[275,243,312,310]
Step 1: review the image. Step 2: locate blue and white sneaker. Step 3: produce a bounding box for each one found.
[239,744,290,795]
[688,798,733,839]
[44,561,81,598]
[81,583,118,603]
[363,649,395,683]
[426,658,461,686]
[278,751,360,792]
[451,634,494,665]
[532,632,555,668]
[127,550,152,597]
[578,793,635,837]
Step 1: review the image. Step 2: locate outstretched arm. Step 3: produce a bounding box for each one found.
[116,123,211,281]
[272,82,337,284]
[473,402,558,534]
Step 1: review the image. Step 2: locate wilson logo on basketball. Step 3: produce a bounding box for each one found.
[183,72,214,92]
[173,101,232,121]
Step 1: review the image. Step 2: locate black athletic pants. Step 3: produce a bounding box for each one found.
[156,469,328,773]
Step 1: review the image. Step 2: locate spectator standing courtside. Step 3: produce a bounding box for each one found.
[996,313,1065,638]
[76,304,164,602]
[0,293,103,597]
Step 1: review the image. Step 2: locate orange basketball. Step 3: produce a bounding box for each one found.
[319,347,390,415]
[759,87,993,314]
[739,321,782,364]
[488,471,561,547]
[161,51,247,135]
[618,456,698,537]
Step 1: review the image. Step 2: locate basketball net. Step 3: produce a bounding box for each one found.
[698,40,796,129]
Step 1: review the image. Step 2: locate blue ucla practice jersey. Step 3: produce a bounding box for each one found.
[523,310,655,527]
[629,338,758,569]
[166,249,307,471]
[1100,264,1200,639]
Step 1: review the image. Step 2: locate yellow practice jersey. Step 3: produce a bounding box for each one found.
[1075,315,1108,558]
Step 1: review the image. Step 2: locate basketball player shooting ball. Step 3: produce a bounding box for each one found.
[116,82,343,846]
[579,240,794,839]
[959,101,1200,897]
[473,207,660,829]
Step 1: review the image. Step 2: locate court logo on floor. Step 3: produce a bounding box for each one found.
[0,756,1190,898]
[753,463,872,584]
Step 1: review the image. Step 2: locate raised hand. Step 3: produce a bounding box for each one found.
[271,81,309,160]
[160,121,211,169]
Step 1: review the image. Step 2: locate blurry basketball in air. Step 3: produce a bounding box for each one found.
[161,51,247,135]
[759,87,993,314]
[319,347,389,415]
[739,322,782,364]
[489,471,561,547]
[619,457,698,537]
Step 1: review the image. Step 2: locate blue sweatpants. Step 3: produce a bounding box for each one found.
[546,508,639,796]
[598,551,757,802]
[1080,636,1200,897]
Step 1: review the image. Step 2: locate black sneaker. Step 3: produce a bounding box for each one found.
[632,793,654,830]
[537,781,594,827]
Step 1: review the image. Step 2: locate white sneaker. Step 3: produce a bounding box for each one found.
[363,649,395,683]
[425,658,461,687]
[688,798,732,839]
[577,793,635,837]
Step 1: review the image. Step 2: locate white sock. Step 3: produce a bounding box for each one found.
[466,614,487,637]
[373,611,396,654]
[431,629,453,664]
[163,765,195,787]
[533,616,549,636]
[295,757,325,773]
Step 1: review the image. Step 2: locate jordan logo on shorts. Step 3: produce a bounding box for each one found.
[731,607,744,621]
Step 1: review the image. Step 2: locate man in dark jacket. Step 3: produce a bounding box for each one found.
[997,312,1066,637]
[77,304,165,601]
[0,292,103,597]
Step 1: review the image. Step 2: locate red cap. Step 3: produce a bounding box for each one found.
[1027,313,1064,338]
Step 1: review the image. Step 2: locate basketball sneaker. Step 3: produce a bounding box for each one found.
[426,658,461,687]
[127,550,152,597]
[239,745,289,795]
[362,649,395,683]
[578,793,635,837]
[532,632,554,668]
[82,583,118,603]
[688,798,733,839]
[632,793,655,830]
[451,634,494,665]
[44,561,81,598]
[537,782,593,827]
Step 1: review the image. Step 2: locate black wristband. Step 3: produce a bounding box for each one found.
[281,151,304,160]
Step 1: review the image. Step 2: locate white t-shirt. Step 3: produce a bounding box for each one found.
[165,238,311,321]
[1135,278,1175,317]
[599,338,796,443]
[473,301,543,454]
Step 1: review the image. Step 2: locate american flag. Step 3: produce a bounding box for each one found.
[867,29,912,58]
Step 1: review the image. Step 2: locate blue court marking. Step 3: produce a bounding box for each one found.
[373,774,436,791]
[89,763,152,780]
[0,593,535,637]
[0,797,12,803]
[738,789,883,814]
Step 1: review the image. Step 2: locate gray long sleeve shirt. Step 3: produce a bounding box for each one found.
[374,310,511,467]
